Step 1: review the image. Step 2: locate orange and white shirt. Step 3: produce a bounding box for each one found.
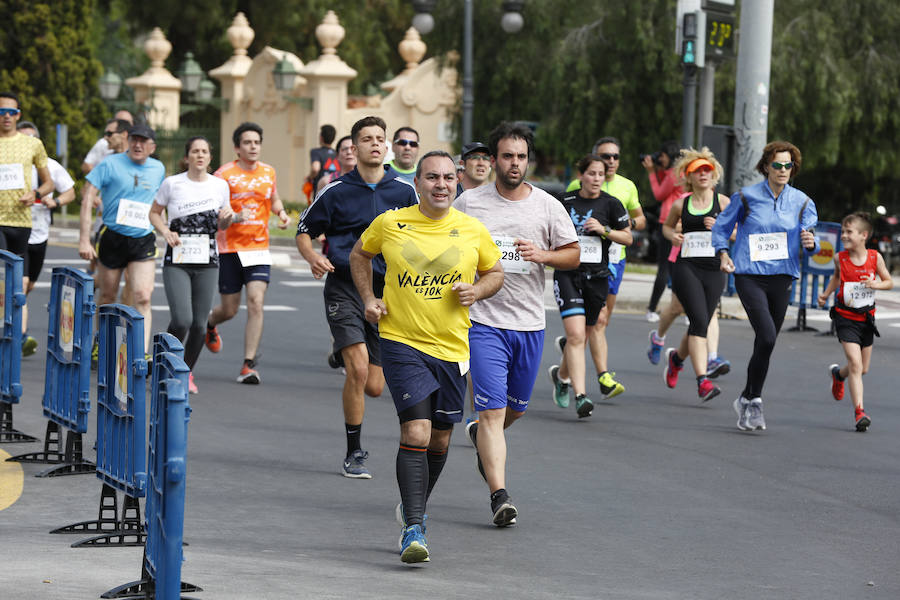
[214,160,277,253]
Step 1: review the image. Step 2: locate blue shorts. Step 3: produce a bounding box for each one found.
[218,252,271,294]
[469,322,544,413]
[381,338,467,424]
[608,257,626,295]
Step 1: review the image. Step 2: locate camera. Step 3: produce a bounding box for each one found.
[639,151,663,166]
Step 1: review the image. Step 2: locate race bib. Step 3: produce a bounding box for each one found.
[493,235,530,274]
[842,281,875,309]
[608,242,624,265]
[0,164,25,191]
[578,235,604,264]
[680,231,715,258]
[172,234,210,265]
[238,249,272,267]
[749,232,788,262]
[115,198,151,230]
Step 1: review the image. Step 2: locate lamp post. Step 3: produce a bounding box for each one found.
[98,71,122,106]
[412,0,525,145]
[272,57,314,110]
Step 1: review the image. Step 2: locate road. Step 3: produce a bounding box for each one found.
[2,242,899,599]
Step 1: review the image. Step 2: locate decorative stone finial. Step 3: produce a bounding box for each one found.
[398,27,426,72]
[227,12,255,57]
[144,28,172,68]
[316,11,345,56]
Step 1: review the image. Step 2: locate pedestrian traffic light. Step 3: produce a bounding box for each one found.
[681,11,706,68]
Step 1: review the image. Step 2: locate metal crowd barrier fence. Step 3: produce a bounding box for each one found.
[7,268,96,475]
[52,304,148,547]
[0,250,37,443]
[103,333,202,599]
[788,222,841,333]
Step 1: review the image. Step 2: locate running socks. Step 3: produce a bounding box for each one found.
[426,448,448,500]
[345,423,362,457]
[243,357,256,369]
[397,444,428,526]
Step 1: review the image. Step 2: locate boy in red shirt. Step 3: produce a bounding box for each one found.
[818,212,893,431]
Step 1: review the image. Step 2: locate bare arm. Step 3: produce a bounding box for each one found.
[349,240,387,322]
[270,189,290,229]
[629,206,646,231]
[662,199,684,244]
[42,187,75,209]
[296,232,335,279]
[78,183,99,260]
[817,260,841,306]
[515,239,580,270]
[871,252,894,290]
[149,202,180,247]
[452,260,504,307]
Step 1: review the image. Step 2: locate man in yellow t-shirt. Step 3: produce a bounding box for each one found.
[0,92,53,260]
[350,150,503,564]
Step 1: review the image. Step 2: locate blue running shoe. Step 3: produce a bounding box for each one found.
[395,503,427,549]
[400,524,429,563]
[647,330,664,365]
[341,449,372,479]
[707,356,731,379]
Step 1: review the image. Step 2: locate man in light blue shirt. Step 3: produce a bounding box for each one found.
[79,123,165,353]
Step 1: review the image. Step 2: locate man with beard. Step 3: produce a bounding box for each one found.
[454,122,579,526]
[297,116,418,479]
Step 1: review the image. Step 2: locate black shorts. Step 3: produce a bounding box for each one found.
[26,241,47,282]
[95,226,157,270]
[323,272,380,366]
[381,338,467,425]
[217,252,271,294]
[833,312,875,348]
[0,225,31,275]
[553,269,608,326]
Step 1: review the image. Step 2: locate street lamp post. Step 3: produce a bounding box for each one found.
[412,0,525,146]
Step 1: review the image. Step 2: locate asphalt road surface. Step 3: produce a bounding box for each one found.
[2,244,899,599]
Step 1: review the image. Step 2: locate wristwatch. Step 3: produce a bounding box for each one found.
[603,225,611,237]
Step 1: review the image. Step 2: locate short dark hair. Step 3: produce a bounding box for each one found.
[184,136,211,157]
[0,91,20,108]
[756,140,802,178]
[592,136,620,153]
[351,116,387,144]
[336,135,353,151]
[111,118,130,133]
[576,154,605,175]
[393,126,419,142]
[488,121,534,158]
[842,211,873,236]
[320,124,336,145]
[415,150,454,178]
[232,122,263,147]
[16,121,39,138]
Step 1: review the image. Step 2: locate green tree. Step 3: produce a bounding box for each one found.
[0,0,106,171]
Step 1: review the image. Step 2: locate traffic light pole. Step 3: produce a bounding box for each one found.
[682,65,698,148]
[728,0,774,192]
[697,63,715,145]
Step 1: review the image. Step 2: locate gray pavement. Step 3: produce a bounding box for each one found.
[2,236,900,599]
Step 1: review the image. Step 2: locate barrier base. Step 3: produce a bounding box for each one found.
[0,403,38,443]
[51,483,144,543]
[7,422,96,476]
[787,306,819,333]
[101,578,202,599]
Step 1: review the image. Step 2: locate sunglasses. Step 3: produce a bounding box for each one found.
[394,139,419,148]
[103,130,118,137]
[599,153,619,161]
[771,161,794,171]
[0,108,21,117]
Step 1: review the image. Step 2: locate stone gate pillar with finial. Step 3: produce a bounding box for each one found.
[209,12,255,165]
[125,27,183,131]
[298,11,357,150]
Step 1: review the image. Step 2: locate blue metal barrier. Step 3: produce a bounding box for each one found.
[0,250,37,443]
[788,222,842,333]
[103,333,202,599]
[52,303,148,547]
[7,268,96,475]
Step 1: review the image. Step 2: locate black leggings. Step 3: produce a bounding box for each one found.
[671,260,725,338]
[734,274,793,399]
[647,230,672,312]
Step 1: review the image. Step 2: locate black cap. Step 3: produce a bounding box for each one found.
[128,123,156,141]
[461,141,489,160]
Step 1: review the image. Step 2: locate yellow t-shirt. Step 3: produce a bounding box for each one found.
[0,133,48,227]
[360,205,501,362]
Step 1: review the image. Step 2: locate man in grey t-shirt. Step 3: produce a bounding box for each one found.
[453,122,579,527]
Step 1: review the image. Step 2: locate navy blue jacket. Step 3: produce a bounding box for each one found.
[297,166,418,279]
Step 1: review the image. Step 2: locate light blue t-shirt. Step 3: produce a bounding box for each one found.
[86,152,166,237]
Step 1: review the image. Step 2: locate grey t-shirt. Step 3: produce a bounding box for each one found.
[454,183,577,331]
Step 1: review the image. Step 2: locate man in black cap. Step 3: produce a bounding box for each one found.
[79,123,165,356]
[456,141,491,196]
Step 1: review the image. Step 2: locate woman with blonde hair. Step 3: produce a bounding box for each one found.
[661,147,730,402]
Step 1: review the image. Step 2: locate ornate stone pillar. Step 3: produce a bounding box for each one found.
[124,28,182,131]
[298,11,357,145]
[209,12,255,162]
